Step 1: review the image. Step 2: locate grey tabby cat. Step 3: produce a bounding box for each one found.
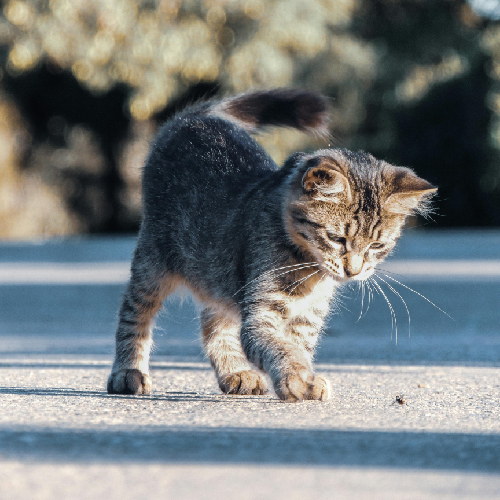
[107,89,436,402]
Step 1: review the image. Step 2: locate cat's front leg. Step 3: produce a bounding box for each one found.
[240,301,330,402]
[274,363,330,402]
[275,314,331,402]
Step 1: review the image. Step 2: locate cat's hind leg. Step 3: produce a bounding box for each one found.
[107,252,178,395]
[201,307,268,395]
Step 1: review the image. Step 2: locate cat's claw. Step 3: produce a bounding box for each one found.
[275,367,330,402]
[219,370,268,395]
[107,369,152,395]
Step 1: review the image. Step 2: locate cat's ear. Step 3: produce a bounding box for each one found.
[385,169,437,215]
[302,159,352,202]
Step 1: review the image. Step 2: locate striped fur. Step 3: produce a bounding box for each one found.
[108,89,436,401]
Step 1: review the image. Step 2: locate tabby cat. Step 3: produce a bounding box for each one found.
[107,89,436,402]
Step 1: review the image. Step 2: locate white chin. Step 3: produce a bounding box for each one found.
[351,269,374,281]
[332,269,374,282]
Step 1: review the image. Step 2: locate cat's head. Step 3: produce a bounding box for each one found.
[284,149,436,281]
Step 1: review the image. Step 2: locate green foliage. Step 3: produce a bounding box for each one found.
[0,0,498,236]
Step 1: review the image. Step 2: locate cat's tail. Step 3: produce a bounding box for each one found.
[208,88,330,136]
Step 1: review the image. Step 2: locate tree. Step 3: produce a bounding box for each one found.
[0,0,498,236]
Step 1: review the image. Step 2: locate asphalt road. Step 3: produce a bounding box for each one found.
[0,230,499,499]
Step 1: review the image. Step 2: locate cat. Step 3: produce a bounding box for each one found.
[107,88,436,402]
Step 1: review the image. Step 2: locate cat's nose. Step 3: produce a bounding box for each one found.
[344,268,360,278]
[344,254,363,277]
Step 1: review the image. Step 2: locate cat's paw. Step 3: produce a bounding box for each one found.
[219,370,268,395]
[107,369,152,395]
[275,366,330,402]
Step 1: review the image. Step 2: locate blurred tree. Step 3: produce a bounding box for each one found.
[0,0,498,237]
[0,0,370,237]
[3,63,130,232]
[350,0,500,226]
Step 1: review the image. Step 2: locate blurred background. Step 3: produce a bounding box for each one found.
[1,0,500,239]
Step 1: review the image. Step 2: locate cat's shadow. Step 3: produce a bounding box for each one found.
[0,386,270,403]
[0,361,210,371]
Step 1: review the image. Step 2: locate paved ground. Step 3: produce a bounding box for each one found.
[0,230,499,499]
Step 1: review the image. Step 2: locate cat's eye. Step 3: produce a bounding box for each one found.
[327,234,346,245]
[370,242,385,250]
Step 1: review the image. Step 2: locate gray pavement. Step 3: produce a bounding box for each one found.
[0,230,500,499]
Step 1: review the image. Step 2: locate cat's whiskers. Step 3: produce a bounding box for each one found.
[331,295,351,314]
[310,271,328,295]
[357,281,366,322]
[285,269,321,296]
[375,274,411,340]
[360,271,452,345]
[379,272,453,320]
[232,262,319,297]
[370,276,398,344]
[262,264,320,292]
[330,286,352,314]
[367,279,374,312]
[376,268,412,280]
[356,279,375,321]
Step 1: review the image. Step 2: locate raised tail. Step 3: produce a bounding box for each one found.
[208,88,330,136]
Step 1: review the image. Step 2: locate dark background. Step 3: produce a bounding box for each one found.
[1,0,500,238]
